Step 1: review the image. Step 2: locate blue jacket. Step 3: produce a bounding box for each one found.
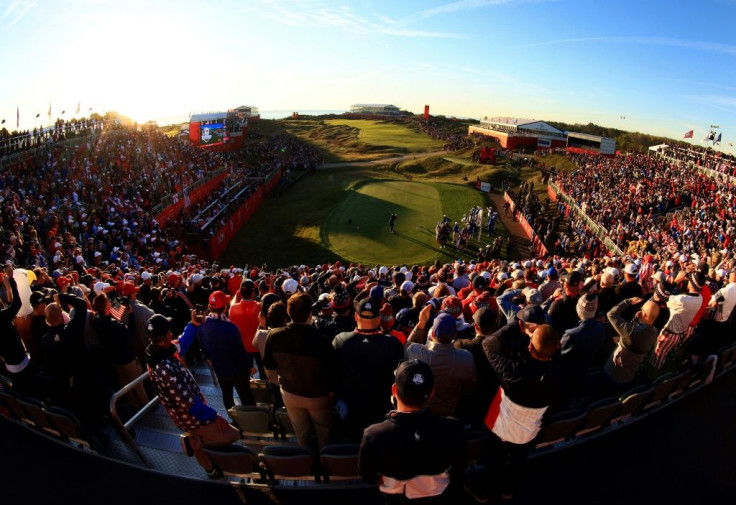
[180,317,250,378]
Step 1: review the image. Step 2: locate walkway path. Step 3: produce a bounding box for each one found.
[489,191,532,260]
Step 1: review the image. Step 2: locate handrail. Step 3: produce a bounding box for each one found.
[109,371,160,468]
[151,166,227,216]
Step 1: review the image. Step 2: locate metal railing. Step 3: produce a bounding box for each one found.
[109,372,160,468]
[548,181,624,256]
[151,166,227,216]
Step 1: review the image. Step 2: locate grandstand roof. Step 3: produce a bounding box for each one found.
[189,112,227,122]
[482,116,539,126]
[351,103,399,108]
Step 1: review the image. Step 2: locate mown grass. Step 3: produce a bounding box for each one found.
[219,119,512,269]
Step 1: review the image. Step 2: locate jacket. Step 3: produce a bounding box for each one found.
[604,299,658,384]
[359,409,466,499]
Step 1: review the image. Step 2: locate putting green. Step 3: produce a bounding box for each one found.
[324,180,442,265]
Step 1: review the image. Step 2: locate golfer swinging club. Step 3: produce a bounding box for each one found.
[389,211,398,234]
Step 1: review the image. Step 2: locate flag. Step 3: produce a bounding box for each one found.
[76,101,80,114]
[715,132,722,145]
[16,106,19,128]
[683,130,693,139]
[110,303,126,321]
[35,113,40,118]
[1,119,4,124]
[61,110,65,115]
[47,103,51,120]
[729,142,733,147]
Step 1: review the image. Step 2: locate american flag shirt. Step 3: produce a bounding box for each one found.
[149,355,207,432]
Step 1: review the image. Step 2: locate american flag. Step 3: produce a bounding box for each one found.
[110,302,126,321]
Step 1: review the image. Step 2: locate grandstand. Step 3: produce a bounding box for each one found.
[348,103,401,117]
[469,117,567,150]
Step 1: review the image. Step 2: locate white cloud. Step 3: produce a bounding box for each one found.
[516,36,736,56]
[2,0,36,25]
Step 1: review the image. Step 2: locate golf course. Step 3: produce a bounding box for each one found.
[219,117,523,269]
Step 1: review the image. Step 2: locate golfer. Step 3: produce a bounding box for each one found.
[389,213,398,234]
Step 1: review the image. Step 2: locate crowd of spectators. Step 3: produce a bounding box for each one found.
[3,248,734,501]
[414,118,475,151]
[1,118,104,157]
[657,144,736,178]
[552,151,736,260]
[241,133,323,176]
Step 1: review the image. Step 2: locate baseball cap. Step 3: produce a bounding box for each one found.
[441,296,463,318]
[356,298,380,319]
[141,271,152,281]
[524,288,543,305]
[400,280,414,294]
[167,272,180,284]
[30,291,47,307]
[369,285,384,302]
[93,281,112,295]
[395,359,434,405]
[57,276,71,289]
[624,263,638,275]
[121,281,139,296]
[208,290,230,310]
[518,304,546,324]
[651,271,666,284]
[282,278,299,295]
[146,314,173,339]
[432,312,458,341]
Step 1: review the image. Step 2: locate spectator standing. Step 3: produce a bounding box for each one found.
[263,292,336,449]
[405,309,476,420]
[179,290,255,410]
[332,298,404,442]
[229,279,264,378]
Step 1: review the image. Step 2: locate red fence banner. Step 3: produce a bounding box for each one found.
[209,187,265,259]
[504,192,549,257]
[155,173,228,226]
[547,184,557,202]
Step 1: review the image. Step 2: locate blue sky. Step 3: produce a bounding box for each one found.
[1,0,735,149]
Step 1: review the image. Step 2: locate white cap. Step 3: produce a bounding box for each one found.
[400,280,414,293]
[379,266,388,275]
[624,263,638,275]
[190,274,203,284]
[141,271,152,281]
[282,278,298,294]
[93,281,110,295]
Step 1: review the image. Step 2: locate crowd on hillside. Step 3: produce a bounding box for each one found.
[552,151,736,259]
[414,118,475,151]
[241,133,323,175]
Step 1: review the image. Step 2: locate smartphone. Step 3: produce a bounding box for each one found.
[194,304,205,322]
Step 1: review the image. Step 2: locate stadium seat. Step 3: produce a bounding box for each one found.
[228,405,273,435]
[0,387,26,421]
[259,444,318,484]
[611,385,653,424]
[319,443,361,482]
[576,396,620,436]
[17,397,57,434]
[250,379,274,406]
[46,406,93,449]
[643,372,679,412]
[716,346,736,378]
[667,370,692,400]
[274,407,296,439]
[534,410,585,449]
[203,444,265,482]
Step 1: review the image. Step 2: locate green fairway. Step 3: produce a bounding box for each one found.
[324,180,442,265]
[220,172,503,269]
[324,119,443,152]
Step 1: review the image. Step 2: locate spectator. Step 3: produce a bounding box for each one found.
[179,290,255,410]
[405,309,476,420]
[332,298,404,442]
[263,292,336,449]
[560,293,606,395]
[145,314,240,478]
[359,359,467,503]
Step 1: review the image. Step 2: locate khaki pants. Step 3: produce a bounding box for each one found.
[114,359,148,409]
[281,388,333,450]
[188,415,241,471]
